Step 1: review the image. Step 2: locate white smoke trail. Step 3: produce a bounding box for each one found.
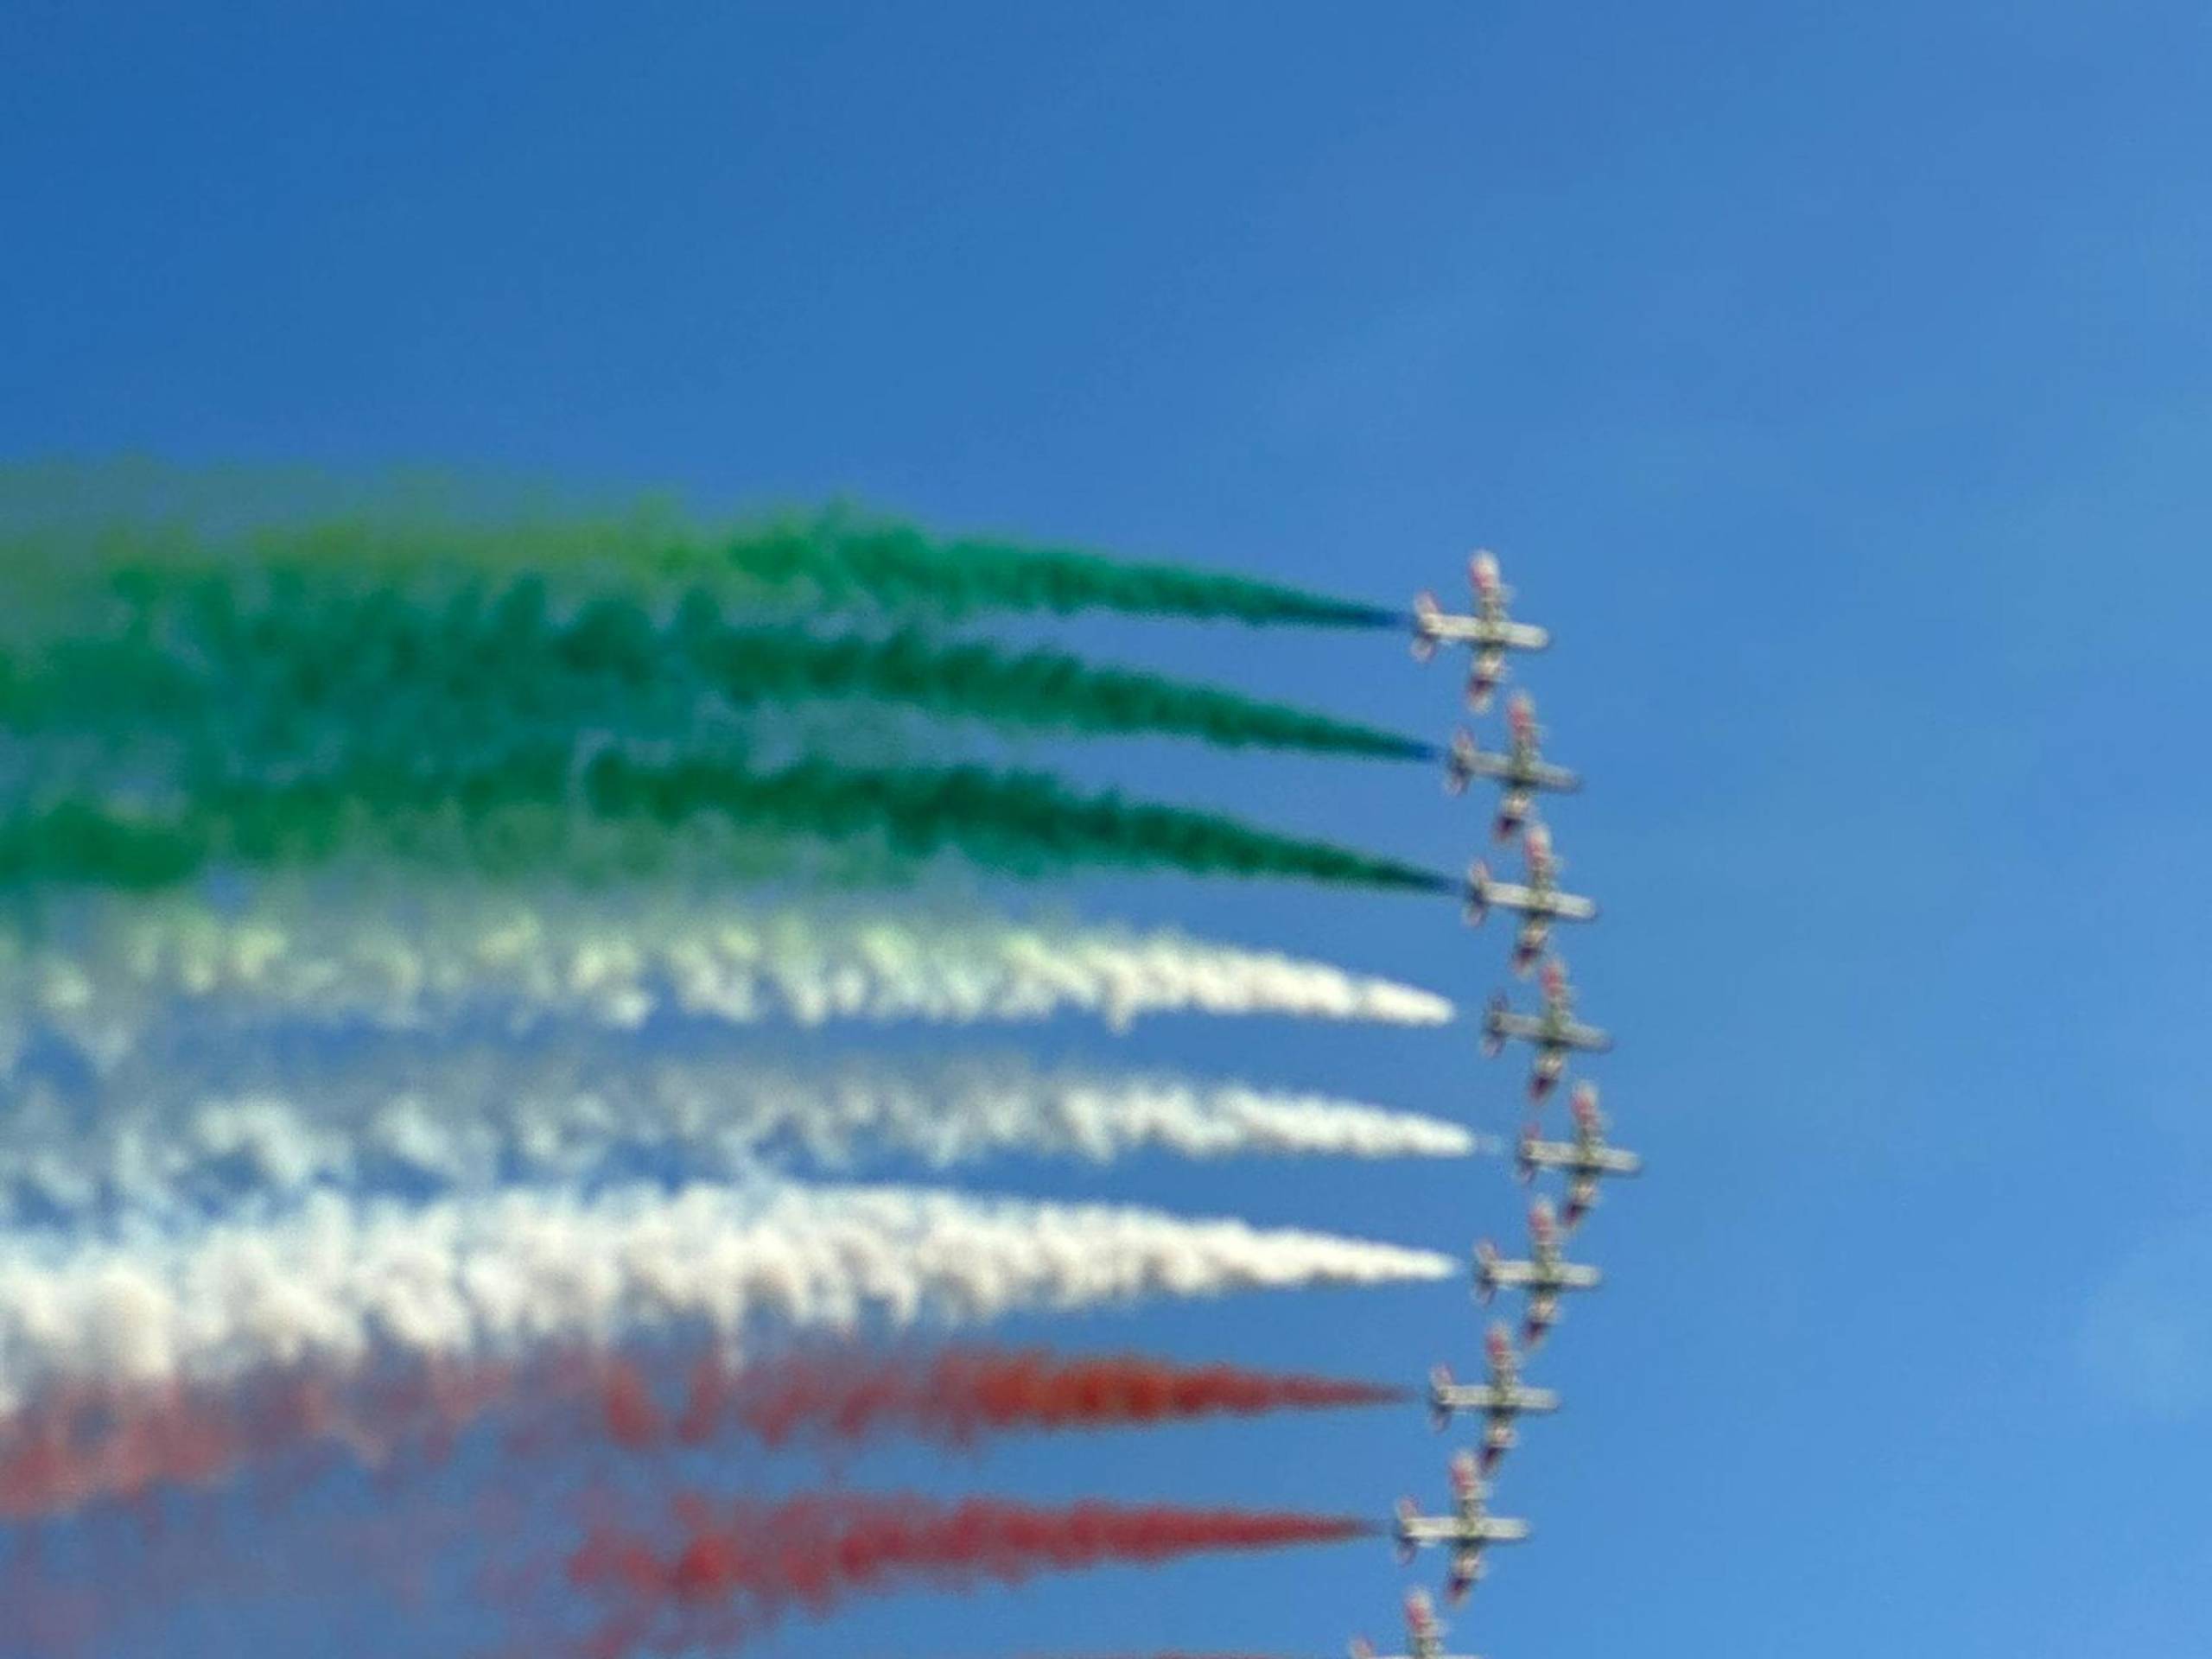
[0,887,1454,1073]
[0,1049,1488,1225]
[0,1183,1455,1414]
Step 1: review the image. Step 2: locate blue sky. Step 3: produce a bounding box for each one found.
[4,3,2212,1656]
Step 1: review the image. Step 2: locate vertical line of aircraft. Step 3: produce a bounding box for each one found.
[1355,554,1643,1659]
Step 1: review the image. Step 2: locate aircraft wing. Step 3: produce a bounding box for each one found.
[1487,1011,1550,1042]
[1490,620,1549,652]
[1441,1381,1562,1414]
[1479,1259,1541,1289]
[1427,616,1550,652]
[1560,1020,1614,1052]
[1487,882,1597,921]
[1543,890,1599,921]
[1398,1516,1463,1545]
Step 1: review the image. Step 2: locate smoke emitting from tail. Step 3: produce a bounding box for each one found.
[0,1182,1453,1416]
[1,589,1431,765]
[0,474,1400,632]
[0,1050,1484,1225]
[644,1345,1405,1450]
[0,747,1451,897]
[0,1343,1402,1519]
[2,891,1453,1075]
[569,1493,1370,1651]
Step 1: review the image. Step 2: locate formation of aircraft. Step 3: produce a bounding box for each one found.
[1480,954,1612,1100]
[1462,822,1598,975]
[1358,550,1643,1647]
[1442,693,1580,842]
[1409,551,1551,712]
[1393,1449,1532,1601]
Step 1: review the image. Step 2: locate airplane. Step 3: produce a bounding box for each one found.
[1410,550,1551,713]
[1393,1447,1532,1602]
[1427,1319,1560,1475]
[1516,1081,1643,1230]
[1475,1197,1602,1349]
[1350,1587,1481,1659]
[1462,821,1599,976]
[1443,692,1581,842]
[1480,954,1612,1101]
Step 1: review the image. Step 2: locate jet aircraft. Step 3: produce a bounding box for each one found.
[1410,550,1551,712]
[1516,1081,1643,1230]
[1428,1320,1560,1475]
[1463,821,1598,975]
[1350,1588,1480,1659]
[1394,1447,1532,1602]
[1475,1197,1601,1349]
[1443,692,1580,842]
[1481,954,1612,1101]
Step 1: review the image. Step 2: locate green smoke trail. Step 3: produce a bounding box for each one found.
[0,582,1433,766]
[0,467,1400,632]
[0,748,1452,896]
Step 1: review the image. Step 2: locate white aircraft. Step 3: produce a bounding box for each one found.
[1394,1447,1532,1602]
[1475,1197,1601,1349]
[1411,551,1551,713]
[1517,1081,1643,1231]
[1428,1320,1560,1476]
[1481,954,1612,1101]
[1443,692,1580,843]
[1462,822,1598,976]
[1351,1587,1481,1659]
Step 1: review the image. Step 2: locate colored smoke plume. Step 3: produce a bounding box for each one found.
[0,468,1396,631]
[597,1345,1405,1450]
[0,1344,1401,1519]
[2,889,1452,1078]
[0,588,1429,764]
[0,1050,1479,1228]
[569,1494,1370,1649]
[0,1182,1452,1418]
[0,747,1451,896]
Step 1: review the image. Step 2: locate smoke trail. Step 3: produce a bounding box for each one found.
[568,1493,1370,1650]
[0,472,1398,631]
[0,1050,1483,1225]
[0,745,1452,895]
[0,888,1453,1072]
[0,1344,1402,1518]
[653,1344,1405,1450]
[0,586,1430,764]
[0,1182,1453,1417]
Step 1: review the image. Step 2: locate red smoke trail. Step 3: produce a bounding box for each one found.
[569,1495,1370,1655]
[0,1361,518,1519]
[617,1346,1404,1450]
[0,1344,1398,1521]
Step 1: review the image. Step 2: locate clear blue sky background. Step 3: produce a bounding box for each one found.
[4,4,2211,1656]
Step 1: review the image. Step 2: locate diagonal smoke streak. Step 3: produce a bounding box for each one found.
[1,889,1453,1076]
[0,1182,1454,1419]
[0,1048,1487,1226]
